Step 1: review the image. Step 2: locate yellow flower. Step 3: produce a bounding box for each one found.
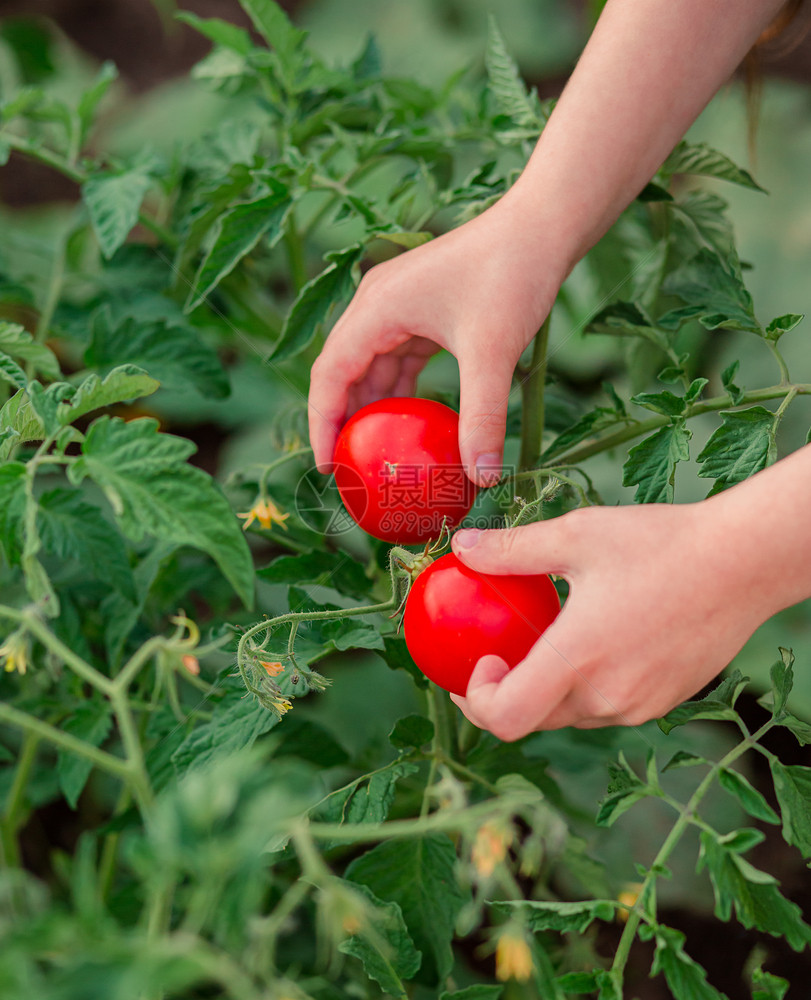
[270,695,293,715]
[259,660,285,677]
[616,882,644,922]
[495,929,534,982]
[0,632,28,675]
[238,497,290,531]
[472,823,512,878]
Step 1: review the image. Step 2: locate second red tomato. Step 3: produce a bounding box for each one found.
[403,552,561,696]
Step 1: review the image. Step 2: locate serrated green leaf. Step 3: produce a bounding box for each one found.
[77,61,117,142]
[0,320,60,380]
[720,360,745,405]
[171,677,280,775]
[338,880,422,995]
[186,185,293,312]
[238,0,306,62]
[651,924,730,1000]
[769,648,795,719]
[57,698,114,809]
[485,16,538,128]
[698,829,811,950]
[658,699,738,734]
[313,761,418,833]
[389,715,434,751]
[540,404,625,461]
[697,407,777,495]
[61,365,160,424]
[663,248,761,334]
[492,898,616,933]
[270,245,362,362]
[37,488,136,601]
[663,141,765,192]
[765,313,803,343]
[631,389,687,417]
[622,420,691,504]
[175,12,253,54]
[85,314,229,398]
[0,352,26,390]
[82,164,154,259]
[587,300,669,351]
[769,759,811,857]
[596,751,658,826]
[0,388,45,453]
[346,835,470,982]
[718,768,779,825]
[67,416,253,607]
[663,750,709,772]
[258,549,369,599]
[673,189,736,257]
[751,965,790,1000]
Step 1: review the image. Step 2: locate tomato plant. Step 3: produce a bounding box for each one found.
[403,551,561,695]
[332,397,477,544]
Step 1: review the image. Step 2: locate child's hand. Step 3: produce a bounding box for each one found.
[448,498,778,739]
[307,197,564,486]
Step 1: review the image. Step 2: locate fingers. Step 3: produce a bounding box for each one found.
[456,350,517,487]
[454,630,578,741]
[308,340,374,473]
[451,514,576,577]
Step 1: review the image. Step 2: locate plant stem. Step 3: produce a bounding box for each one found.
[0,732,39,868]
[544,382,811,468]
[610,719,774,979]
[518,315,551,473]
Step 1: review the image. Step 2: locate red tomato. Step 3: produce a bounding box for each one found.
[403,552,560,696]
[333,398,477,544]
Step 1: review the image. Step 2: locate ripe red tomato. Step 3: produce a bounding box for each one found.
[403,552,560,696]
[333,398,477,544]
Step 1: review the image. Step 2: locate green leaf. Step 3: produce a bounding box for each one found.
[339,880,422,995]
[554,971,599,995]
[270,245,362,362]
[85,314,229,398]
[492,898,616,933]
[318,614,384,652]
[698,829,811,950]
[37,488,136,601]
[68,416,254,607]
[0,321,59,380]
[314,761,418,832]
[83,163,155,259]
[61,365,160,424]
[663,248,761,335]
[186,185,293,312]
[57,698,114,809]
[389,715,435,751]
[662,750,709,772]
[171,677,280,775]
[622,420,691,503]
[651,924,730,1000]
[720,360,745,405]
[596,751,658,826]
[238,0,306,69]
[765,313,803,343]
[272,716,349,768]
[768,648,795,719]
[345,835,470,982]
[718,768,779,825]
[587,300,669,351]
[440,987,504,1000]
[658,671,748,734]
[258,549,369,599]
[379,635,429,689]
[663,140,765,192]
[0,461,27,564]
[77,61,118,141]
[374,231,433,250]
[769,760,811,857]
[0,352,26,391]
[751,965,790,1000]
[697,407,777,495]
[175,12,253,54]
[631,389,687,417]
[485,16,538,127]
[540,404,625,461]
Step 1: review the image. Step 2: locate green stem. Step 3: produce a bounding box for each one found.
[283,210,308,293]
[610,718,774,979]
[518,315,551,473]
[0,700,132,782]
[0,732,39,868]
[544,382,811,468]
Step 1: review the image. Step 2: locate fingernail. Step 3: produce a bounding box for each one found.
[454,529,481,550]
[475,453,502,486]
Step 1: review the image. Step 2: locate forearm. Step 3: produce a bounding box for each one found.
[705,444,811,616]
[500,0,786,269]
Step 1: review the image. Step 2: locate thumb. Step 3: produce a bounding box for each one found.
[456,350,515,487]
[451,518,572,577]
